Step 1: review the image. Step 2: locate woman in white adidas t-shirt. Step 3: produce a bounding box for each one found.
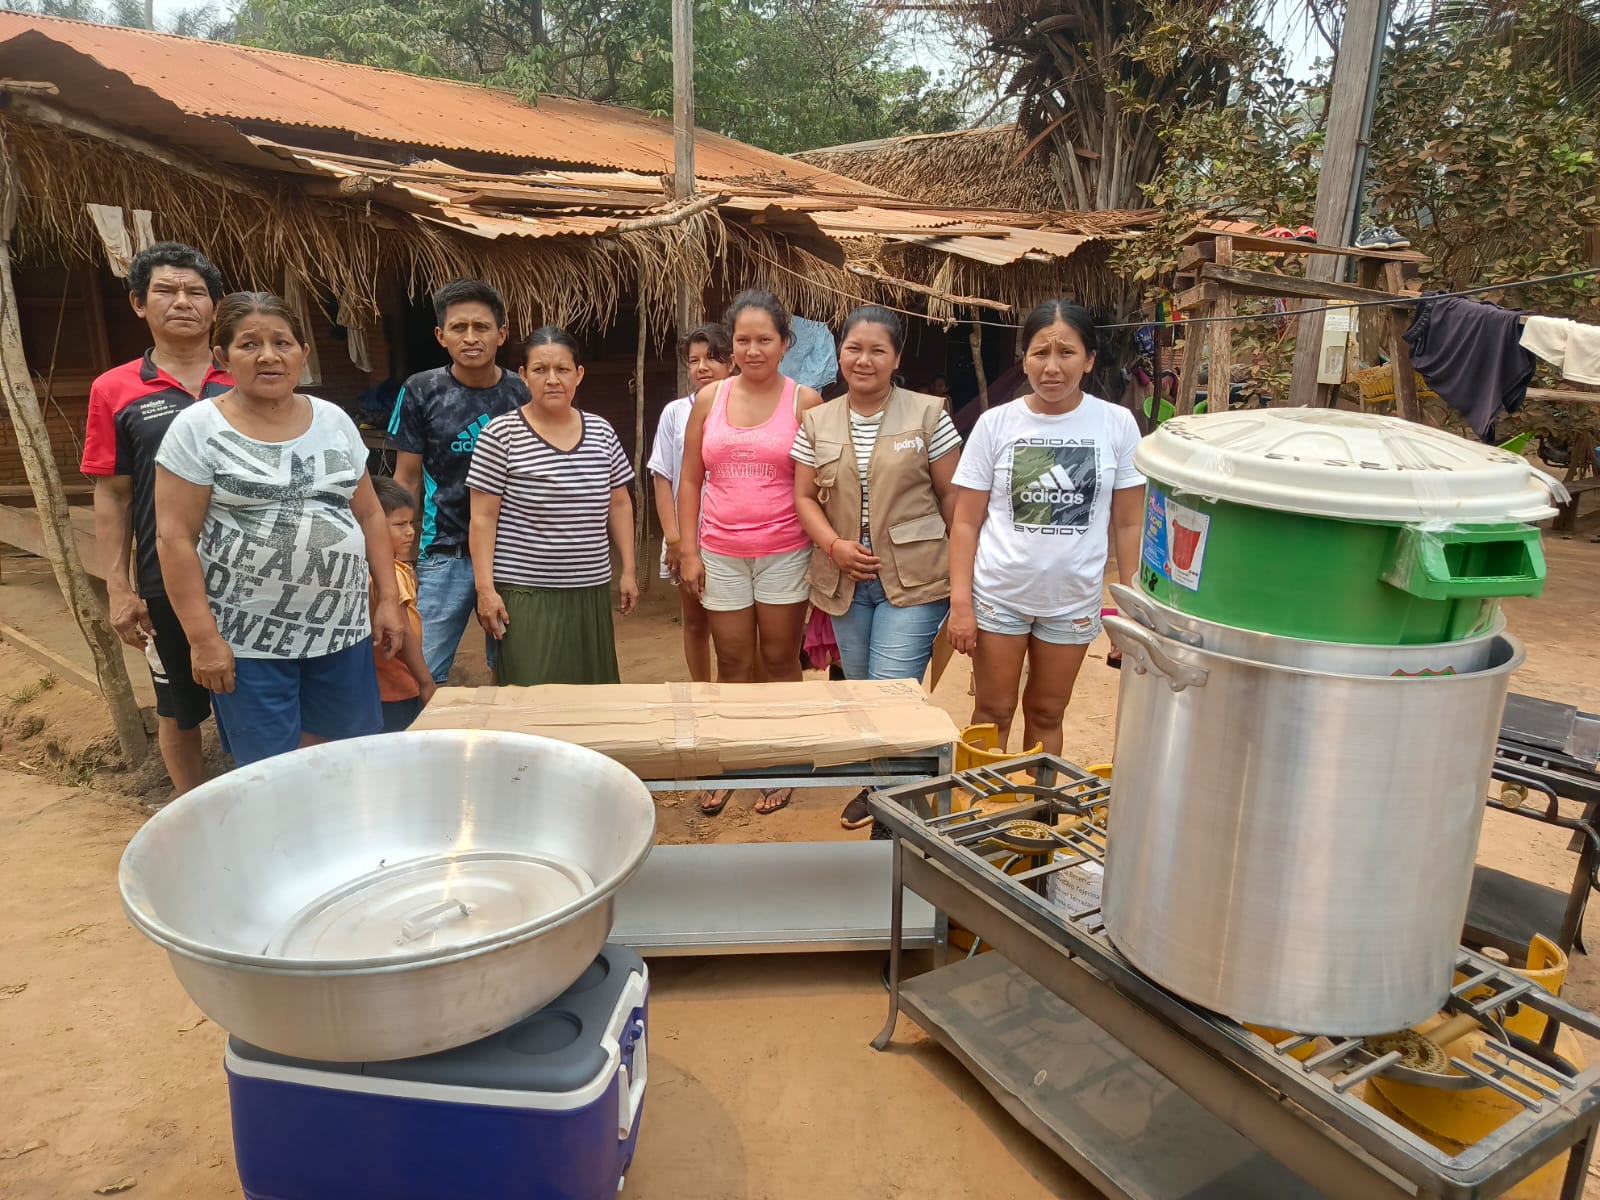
[947,300,1145,756]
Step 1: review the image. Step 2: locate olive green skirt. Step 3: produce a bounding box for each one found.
[494,582,620,686]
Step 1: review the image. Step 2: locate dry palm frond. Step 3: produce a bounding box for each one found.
[794,125,1064,211]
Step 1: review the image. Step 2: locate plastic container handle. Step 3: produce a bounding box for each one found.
[1102,617,1209,693]
[1384,523,1546,601]
[617,1019,647,1140]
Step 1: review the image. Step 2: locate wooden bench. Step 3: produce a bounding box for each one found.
[1554,476,1600,533]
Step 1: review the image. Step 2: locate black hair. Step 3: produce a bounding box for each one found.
[1021,299,1097,358]
[213,291,306,350]
[521,325,583,367]
[432,278,508,329]
[683,322,732,362]
[128,242,224,303]
[840,305,905,354]
[724,289,792,345]
[373,476,417,515]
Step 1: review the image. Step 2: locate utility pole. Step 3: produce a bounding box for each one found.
[1287,0,1391,407]
[671,0,701,396]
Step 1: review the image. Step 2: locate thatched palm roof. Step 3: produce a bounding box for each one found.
[0,15,1154,328]
[794,125,1065,212]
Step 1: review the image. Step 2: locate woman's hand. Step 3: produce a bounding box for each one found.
[476,586,510,639]
[617,570,640,616]
[373,598,407,659]
[663,540,682,582]
[947,605,978,656]
[190,634,236,694]
[679,550,705,600]
[832,540,881,583]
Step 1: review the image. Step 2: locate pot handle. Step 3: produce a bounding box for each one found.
[1108,583,1203,647]
[1103,616,1209,693]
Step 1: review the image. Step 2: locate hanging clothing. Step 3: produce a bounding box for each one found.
[1402,296,1534,442]
[1519,315,1600,386]
[779,317,838,392]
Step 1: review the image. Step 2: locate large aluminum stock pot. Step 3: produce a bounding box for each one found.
[1108,583,1505,677]
[1101,617,1522,1035]
[119,730,655,1062]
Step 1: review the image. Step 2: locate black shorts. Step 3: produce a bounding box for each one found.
[145,592,213,731]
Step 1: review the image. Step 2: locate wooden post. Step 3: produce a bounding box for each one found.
[0,140,148,762]
[1288,0,1391,407]
[1355,258,1385,369]
[671,0,701,398]
[969,312,989,410]
[1208,237,1235,412]
[1384,261,1423,424]
[633,293,651,594]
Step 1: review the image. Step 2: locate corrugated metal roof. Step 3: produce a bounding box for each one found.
[0,11,878,189]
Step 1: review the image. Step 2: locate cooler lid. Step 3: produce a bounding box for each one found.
[229,944,646,1094]
[1134,408,1560,524]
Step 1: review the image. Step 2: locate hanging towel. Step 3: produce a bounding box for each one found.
[1519,315,1600,386]
[86,204,133,277]
[131,209,156,253]
[1402,296,1534,441]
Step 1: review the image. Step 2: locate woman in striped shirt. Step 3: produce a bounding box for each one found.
[467,327,637,685]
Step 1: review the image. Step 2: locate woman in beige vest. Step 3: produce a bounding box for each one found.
[793,306,963,826]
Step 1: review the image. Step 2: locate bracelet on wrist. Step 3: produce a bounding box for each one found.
[828,537,842,564]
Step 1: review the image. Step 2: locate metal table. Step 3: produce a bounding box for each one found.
[871,755,1600,1200]
[1467,695,1600,959]
[612,750,953,955]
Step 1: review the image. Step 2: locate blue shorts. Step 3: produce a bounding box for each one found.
[211,639,383,767]
[973,595,1103,646]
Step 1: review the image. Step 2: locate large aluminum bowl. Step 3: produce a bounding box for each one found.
[119,730,655,1062]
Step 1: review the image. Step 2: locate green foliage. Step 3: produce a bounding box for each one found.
[230,0,968,153]
[1368,7,1600,311]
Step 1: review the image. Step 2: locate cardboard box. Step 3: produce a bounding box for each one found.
[413,679,961,777]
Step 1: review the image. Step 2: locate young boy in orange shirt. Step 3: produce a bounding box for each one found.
[372,478,436,730]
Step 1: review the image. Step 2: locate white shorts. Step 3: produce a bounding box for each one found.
[700,547,812,612]
[973,595,1103,645]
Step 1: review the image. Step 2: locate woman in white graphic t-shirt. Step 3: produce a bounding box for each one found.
[947,300,1146,756]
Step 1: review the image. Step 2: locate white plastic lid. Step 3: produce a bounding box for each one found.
[1134,408,1559,523]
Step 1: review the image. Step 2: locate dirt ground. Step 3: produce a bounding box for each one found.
[2,526,1599,1199]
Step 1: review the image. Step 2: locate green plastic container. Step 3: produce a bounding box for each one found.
[1139,482,1543,643]
[1135,410,1559,645]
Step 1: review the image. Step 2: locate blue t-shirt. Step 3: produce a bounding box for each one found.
[388,366,528,555]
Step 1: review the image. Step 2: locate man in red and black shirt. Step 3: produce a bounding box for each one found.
[81,243,230,795]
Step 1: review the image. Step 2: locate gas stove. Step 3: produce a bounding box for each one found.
[869,753,1600,1200]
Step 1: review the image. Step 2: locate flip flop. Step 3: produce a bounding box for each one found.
[755,787,793,815]
[699,789,733,816]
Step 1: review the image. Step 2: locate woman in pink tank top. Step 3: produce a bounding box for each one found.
[679,291,822,808]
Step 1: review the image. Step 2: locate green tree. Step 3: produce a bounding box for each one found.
[229,0,968,152]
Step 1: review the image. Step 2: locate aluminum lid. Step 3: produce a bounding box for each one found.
[1134,408,1560,523]
[264,850,596,961]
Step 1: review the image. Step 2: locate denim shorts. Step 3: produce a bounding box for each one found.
[210,639,382,766]
[972,595,1103,645]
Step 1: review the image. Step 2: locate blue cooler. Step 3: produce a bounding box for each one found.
[225,944,647,1200]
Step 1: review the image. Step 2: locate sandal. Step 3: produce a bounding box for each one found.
[755,787,793,815]
[698,789,733,816]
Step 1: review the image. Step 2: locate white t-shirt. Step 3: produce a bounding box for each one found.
[646,395,694,578]
[156,396,372,659]
[951,394,1144,618]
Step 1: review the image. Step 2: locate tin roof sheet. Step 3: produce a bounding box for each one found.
[0,12,875,189]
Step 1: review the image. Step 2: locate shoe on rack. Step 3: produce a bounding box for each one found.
[1378,225,1411,249]
[1293,225,1318,242]
[1356,226,1391,250]
[840,789,874,830]
[1259,225,1295,240]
